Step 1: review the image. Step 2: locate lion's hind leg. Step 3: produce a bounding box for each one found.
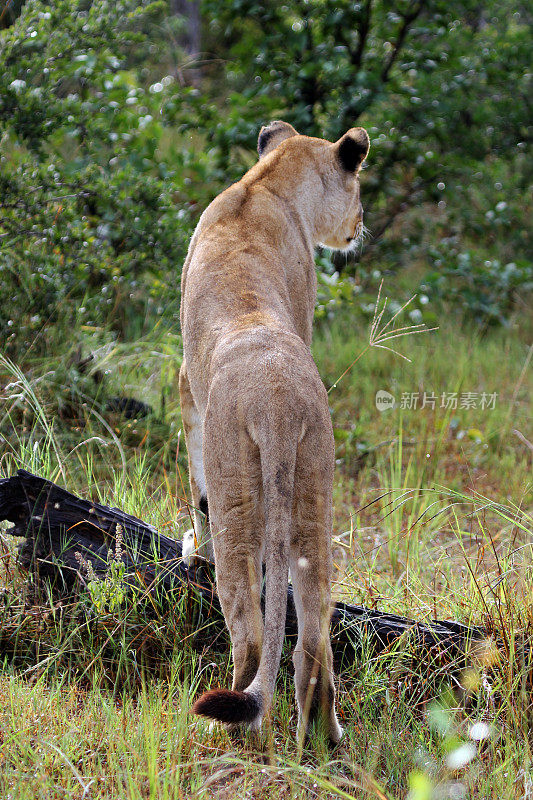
[290,551,342,745]
[290,435,343,745]
[192,517,265,730]
[193,415,265,729]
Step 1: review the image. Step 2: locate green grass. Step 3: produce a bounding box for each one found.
[0,295,532,798]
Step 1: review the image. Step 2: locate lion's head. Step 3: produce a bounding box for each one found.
[257,120,370,253]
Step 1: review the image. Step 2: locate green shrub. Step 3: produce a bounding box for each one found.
[0,0,194,353]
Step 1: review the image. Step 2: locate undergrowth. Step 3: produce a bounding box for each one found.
[0,299,531,798]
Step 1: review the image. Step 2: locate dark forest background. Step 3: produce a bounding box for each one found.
[1,0,531,357]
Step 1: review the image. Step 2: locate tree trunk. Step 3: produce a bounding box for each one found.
[171,0,201,57]
[0,469,491,670]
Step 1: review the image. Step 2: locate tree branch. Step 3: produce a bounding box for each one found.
[0,469,491,669]
[381,1,425,84]
[349,0,373,69]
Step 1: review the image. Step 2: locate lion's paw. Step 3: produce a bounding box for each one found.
[182,527,196,564]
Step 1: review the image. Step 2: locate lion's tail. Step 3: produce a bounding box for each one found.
[193,416,297,730]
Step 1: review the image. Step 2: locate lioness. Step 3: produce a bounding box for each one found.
[180,121,369,743]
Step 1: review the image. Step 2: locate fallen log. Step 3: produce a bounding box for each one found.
[0,469,489,669]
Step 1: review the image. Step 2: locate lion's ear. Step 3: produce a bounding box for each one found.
[258,120,298,159]
[335,128,370,172]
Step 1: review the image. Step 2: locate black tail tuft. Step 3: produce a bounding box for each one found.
[192,688,262,724]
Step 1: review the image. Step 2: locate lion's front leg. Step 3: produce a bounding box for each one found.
[179,362,214,564]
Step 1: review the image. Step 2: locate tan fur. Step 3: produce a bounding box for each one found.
[181,121,369,743]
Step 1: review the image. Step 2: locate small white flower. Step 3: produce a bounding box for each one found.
[446,743,477,770]
[297,557,309,569]
[469,721,491,741]
[9,79,26,92]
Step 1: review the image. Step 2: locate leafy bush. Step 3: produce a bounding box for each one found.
[423,249,533,327]
[180,0,532,325]
[0,0,194,353]
[1,0,531,354]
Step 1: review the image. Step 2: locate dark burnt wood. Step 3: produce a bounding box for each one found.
[0,470,488,666]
